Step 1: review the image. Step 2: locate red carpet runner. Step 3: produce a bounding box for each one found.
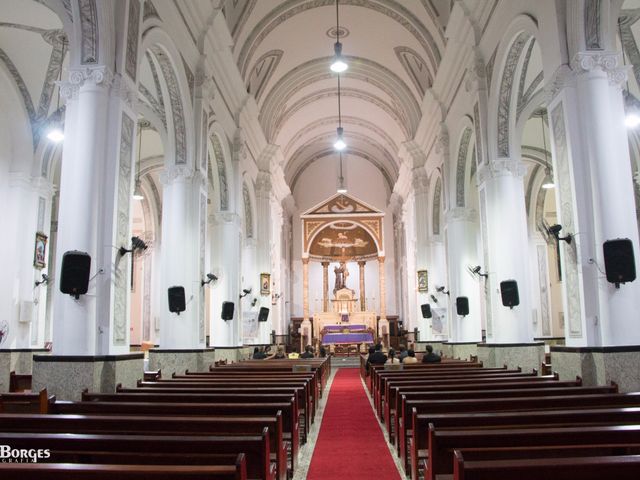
[306,368,401,480]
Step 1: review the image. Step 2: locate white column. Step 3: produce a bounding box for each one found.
[572,52,640,345]
[445,207,482,342]
[209,213,242,347]
[158,167,204,349]
[255,172,273,344]
[412,167,431,337]
[52,68,110,355]
[270,202,285,336]
[478,160,533,343]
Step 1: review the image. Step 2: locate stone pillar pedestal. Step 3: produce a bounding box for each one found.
[477,342,544,373]
[32,353,144,400]
[322,262,329,312]
[442,341,478,360]
[148,348,216,376]
[0,349,49,392]
[550,345,640,392]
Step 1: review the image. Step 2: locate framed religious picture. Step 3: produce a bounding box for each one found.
[34,232,48,269]
[260,273,271,295]
[417,269,428,292]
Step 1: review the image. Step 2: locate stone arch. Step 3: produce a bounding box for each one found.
[208,123,232,211]
[140,27,195,168]
[454,119,474,208]
[490,14,542,159]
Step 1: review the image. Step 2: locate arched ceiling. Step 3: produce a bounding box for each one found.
[229,0,446,193]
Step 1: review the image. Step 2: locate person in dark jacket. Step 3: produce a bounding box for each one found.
[367,343,388,366]
[421,344,441,363]
[300,345,315,358]
[252,346,267,359]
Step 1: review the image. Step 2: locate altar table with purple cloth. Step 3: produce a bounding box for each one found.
[323,324,368,332]
[321,332,374,344]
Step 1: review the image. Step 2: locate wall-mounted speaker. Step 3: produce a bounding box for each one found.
[456,296,469,316]
[500,280,520,308]
[603,238,636,286]
[168,286,186,314]
[258,307,270,322]
[221,301,235,320]
[420,303,432,318]
[59,250,91,299]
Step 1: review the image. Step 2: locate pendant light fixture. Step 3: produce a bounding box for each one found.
[539,110,555,189]
[330,0,348,73]
[46,36,67,143]
[337,152,347,193]
[132,120,146,200]
[333,73,346,151]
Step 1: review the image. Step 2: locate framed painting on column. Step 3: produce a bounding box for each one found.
[417,270,428,292]
[260,273,271,295]
[34,232,48,269]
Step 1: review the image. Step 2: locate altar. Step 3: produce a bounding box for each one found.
[320,324,375,345]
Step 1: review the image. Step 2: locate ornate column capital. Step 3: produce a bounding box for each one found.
[477,158,527,186]
[571,51,628,88]
[358,260,367,267]
[160,164,194,185]
[60,65,114,100]
[411,167,430,194]
[256,171,272,197]
[233,129,247,163]
[445,207,478,224]
[435,125,450,157]
[209,211,241,227]
[465,49,486,93]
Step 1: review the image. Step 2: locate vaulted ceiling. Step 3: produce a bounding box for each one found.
[225,0,448,193]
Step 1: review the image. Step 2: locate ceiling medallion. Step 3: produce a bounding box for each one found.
[326,26,350,39]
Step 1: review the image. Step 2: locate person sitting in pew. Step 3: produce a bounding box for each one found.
[403,349,418,364]
[300,345,315,359]
[252,347,267,360]
[386,349,401,365]
[269,345,287,359]
[368,343,388,367]
[421,344,441,363]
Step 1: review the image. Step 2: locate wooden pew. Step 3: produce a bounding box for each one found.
[9,371,32,392]
[385,376,576,441]
[398,388,636,470]
[428,423,640,480]
[0,462,248,480]
[0,431,276,480]
[453,451,640,480]
[410,407,640,480]
[0,412,287,480]
[0,389,53,413]
[50,399,300,473]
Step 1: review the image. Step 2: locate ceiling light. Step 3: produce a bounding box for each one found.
[334,126,346,151]
[132,179,144,200]
[625,113,640,128]
[337,152,347,193]
[330,42,348,73]
[46,127,64,143]
[539,110,555,189]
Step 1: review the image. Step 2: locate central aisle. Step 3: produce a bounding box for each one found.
[306,368,402,480]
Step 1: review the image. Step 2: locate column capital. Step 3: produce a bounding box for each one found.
[446,207,478,223]
[477,158,527,185]
[160,165,195,185]
[465,49,486,93]
[111,73,138,111]
[302,257,310,265]
[378,255,385,263]
[321,261,330,267]
[209,211,241,227]
[60,65,114,100]
[255,171,272,197]
[233,128,247,163]
[435,125,450,157]
[571,51,628,88]
[411,167,430,194]
[358,260,367,267]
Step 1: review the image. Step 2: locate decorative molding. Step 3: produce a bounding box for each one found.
[60,66,113,100]
[112,74,138,110]
[159,164,194,185]
[446,207,478,223]
[125,0,141,81]
[143,0,160,21]
[211,134,229,210]
[209,212,241,227]
[584,0,602,50]
[394,46,433,97]
[456,127,473,207]
[465,50,486,93]
[435,126,449,157]
[545,64,575,102]
[432,176,442,235]
[78,0,99,64]
[243,182,254,238]
[411,167,429,194]
[113,112,135,346]
[247,49,283,102]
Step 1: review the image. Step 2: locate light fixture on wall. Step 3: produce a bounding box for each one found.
[329,0,348,73]
[548,224,573,244]
[538,109,555,189]
[201,273,218,286]
[46,37,67,143]
[239,287,252,298]
[132,120,148,200]
[337,152,347,193]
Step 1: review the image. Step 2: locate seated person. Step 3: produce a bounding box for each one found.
[421,344,442,363]
[270,345,287,359]
[319,345,327,358]
[300,345,315,359]
[367,343,387,367]
[403,349,418,364]
[385,348,401,365]
[252,346,267,360]
[398,344,408,361]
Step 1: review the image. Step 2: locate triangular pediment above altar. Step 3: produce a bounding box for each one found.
[301,193,383,217]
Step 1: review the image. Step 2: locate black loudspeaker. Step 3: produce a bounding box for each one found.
[456,296,469,316]
[59,250,91,299]
[168,286,186,314]
[258,307,269,322]
[603,238,636,286]
[221,301,235,320]
[420,304,432,318]
[500,280,520,308]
